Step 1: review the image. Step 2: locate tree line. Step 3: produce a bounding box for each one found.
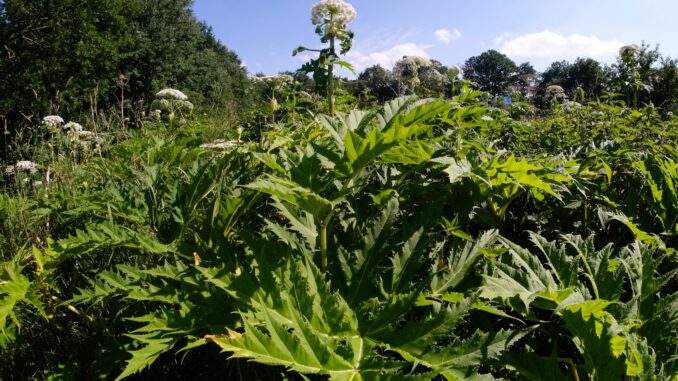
[335,45,678,113]
[0,0,249,133]
[2,0,677,141]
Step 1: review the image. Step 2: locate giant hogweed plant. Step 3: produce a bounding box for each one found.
[1,96,677,379]
[294,0,356,117]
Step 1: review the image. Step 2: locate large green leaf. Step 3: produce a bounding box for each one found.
[246,176,333,218]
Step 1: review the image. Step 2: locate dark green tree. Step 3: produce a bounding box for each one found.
[651,58,678,113]
[0,0,248,134]
[355,65,400,103]
[537,58,608,104]
[568,58,607,99]
[463,49,518,94]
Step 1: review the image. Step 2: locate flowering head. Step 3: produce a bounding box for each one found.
[311,0,356,36]
[42,115,64,126]
[5,160,39,176]
[200,139,240,150]
[156,88,189,101]
[151,89,193,123]
[42,115,64,132]
[252,74,294,89]
[64,122,83,132]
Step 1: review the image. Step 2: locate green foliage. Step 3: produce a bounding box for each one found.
[0,0,248,139]
[1,88,677,380]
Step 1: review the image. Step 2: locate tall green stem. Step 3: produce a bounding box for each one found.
[327,16,336,117]
[320,206,336,272]
[319,177,352,271]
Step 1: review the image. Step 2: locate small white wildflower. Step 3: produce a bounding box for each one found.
[33,180,43,187]
[481,116,494,122]
[156,88,189,101]
[64,122,83,132]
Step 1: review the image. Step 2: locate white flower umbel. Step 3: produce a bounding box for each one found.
[64,122,84,132]
[481,116,494,122]
[252,74,294,85]
[156,88,189,101]
[73,130,94,138]
[42,115,64,128]
[311,0,356,30]
[200,139,240,150]
[5,160,38,175]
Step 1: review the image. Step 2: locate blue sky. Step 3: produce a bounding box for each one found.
[193,1,678,76]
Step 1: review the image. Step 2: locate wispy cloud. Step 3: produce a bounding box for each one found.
[346,42,431,73]
[434,28,462,45]
[295,54,313,63]
[498,30,624,59]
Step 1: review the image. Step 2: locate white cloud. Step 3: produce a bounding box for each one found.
[499,30,624,59]
[434,28,462,45]
[295,54,313,63]
[346,42,431,73]
[493,32,512,46]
